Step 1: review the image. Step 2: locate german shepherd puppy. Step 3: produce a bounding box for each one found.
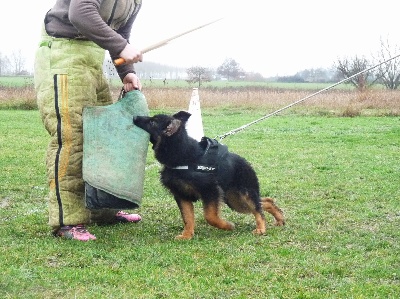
[133,111,285,239]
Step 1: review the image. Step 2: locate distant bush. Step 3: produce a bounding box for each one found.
[0,86,37,110]
[276,75,305,83]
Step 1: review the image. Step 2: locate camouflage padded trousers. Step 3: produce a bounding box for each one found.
[34,30,118,229]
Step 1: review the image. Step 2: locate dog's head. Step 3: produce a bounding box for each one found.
[133,111,191,146]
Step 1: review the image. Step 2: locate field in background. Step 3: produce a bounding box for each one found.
[1,75,400,297]
[0,76,399,116]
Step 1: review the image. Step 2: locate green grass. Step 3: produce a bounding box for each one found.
[137,79,356,90]
[1,109,399,298]
[0,76,34,87]
[0,75,355,90]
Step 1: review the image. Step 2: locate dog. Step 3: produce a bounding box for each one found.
[133,111,285,239]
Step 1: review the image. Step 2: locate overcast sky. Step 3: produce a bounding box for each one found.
[1,0,399,77]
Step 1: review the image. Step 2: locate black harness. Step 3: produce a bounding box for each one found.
[171,137,228,173]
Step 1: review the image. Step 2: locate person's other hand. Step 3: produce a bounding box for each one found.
[123,73,142,91]
[119,43,143,64]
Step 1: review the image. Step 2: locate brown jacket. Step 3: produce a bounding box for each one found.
[44,0,142,79]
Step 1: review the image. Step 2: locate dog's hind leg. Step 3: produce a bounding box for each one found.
[203,201,235,231]
[224,190,267,235]
[261,197,285,226]
[176,199,196,240]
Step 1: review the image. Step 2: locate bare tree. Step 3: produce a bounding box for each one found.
[217,58,244,81]
[373,37,400,90]
[186,66,212,88]
[335,56,378,91]
[11,50,26,75]
[0,52,4,76]
[0,52,11,76]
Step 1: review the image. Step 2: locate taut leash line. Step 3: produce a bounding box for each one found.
[216,53,400,140]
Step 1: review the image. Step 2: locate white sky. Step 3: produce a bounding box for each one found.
[0,0,399,77]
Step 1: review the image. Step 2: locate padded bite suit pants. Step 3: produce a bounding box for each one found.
[34,30,117,229]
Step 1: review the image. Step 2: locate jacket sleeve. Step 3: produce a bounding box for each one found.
[112,10,140,80]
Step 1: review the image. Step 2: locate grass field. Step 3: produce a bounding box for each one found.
[0,76,354,90]
[0,106,399,298]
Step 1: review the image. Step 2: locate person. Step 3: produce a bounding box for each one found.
[34,0,144,241]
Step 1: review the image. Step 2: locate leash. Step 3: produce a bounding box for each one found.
[216,53,400,140]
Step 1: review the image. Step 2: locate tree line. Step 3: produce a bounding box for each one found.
[2,38,400,90]
[184,38,400,90]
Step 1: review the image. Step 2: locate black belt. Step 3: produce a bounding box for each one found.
[39,35,90,48]
[51,34,89,41]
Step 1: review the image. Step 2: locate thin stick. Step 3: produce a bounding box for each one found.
[114,18,223,66]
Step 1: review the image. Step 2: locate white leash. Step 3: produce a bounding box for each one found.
[216,54,400,140]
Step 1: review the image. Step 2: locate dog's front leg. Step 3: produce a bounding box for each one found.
[175,199,195,240]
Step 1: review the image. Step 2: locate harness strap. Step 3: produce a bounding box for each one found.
[173,166,189,170]
[169,137,225,173]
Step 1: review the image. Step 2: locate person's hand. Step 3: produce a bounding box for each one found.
[123,73,142,91]
[119,43,143,64]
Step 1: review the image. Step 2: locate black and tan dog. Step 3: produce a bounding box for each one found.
[133,111,285,239]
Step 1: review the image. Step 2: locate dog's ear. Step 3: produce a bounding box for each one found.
[163,119,181,136]
[172,111,191,122]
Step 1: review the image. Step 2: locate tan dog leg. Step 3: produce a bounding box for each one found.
[203,202,235,231]
[176,200,195,240]
[252,212,267,235]
[261,197,285,226]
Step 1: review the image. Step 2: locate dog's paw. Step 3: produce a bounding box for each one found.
[274,219,286,226]
[252,228,266,236]
[175,233,194,240]
[224,222,235,230]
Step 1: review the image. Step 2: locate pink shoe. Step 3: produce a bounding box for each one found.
[55,224,96,241]
[115,211,142,223]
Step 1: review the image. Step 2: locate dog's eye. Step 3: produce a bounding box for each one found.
[150,120,157,127]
